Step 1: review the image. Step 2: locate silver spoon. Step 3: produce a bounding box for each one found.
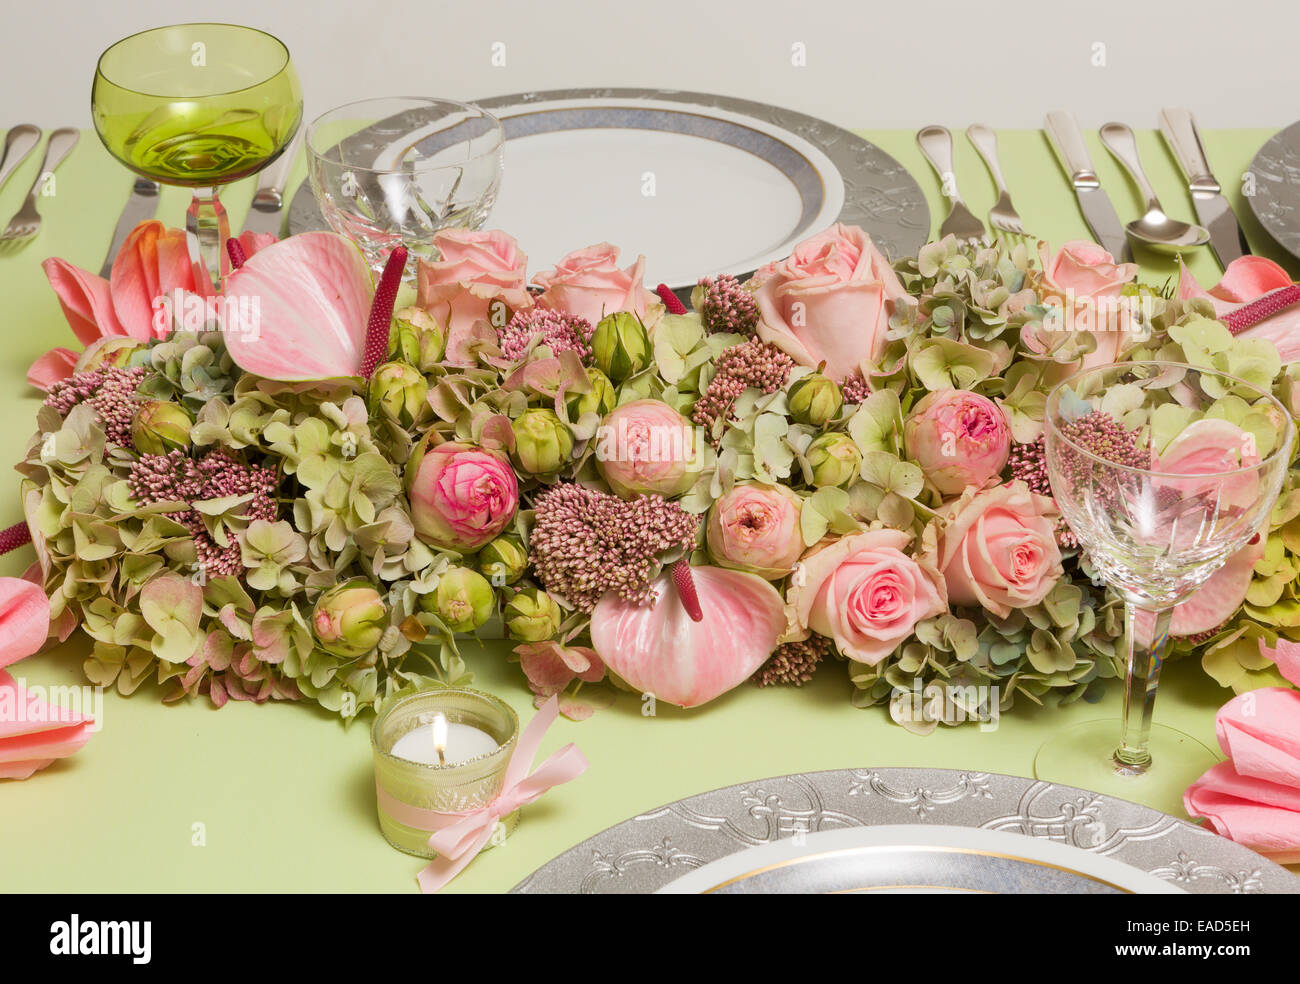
[1099,122,1210,255]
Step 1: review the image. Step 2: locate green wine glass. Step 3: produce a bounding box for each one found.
[92,23,302,290]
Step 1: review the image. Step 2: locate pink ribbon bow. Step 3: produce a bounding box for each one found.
[376,695,588,892]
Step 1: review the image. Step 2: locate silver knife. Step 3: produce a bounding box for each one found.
[1044,110,1132,262]
[1159,107,1249,269]
[100,176,160,277]
[242,130,302,237]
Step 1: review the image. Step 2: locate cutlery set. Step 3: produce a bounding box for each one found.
[0,126,79,252]
[0,125,301,266]
[919,108,1250,270]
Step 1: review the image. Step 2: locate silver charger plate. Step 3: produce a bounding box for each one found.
[288,87,929,288]
[510,767,1300,894]
[1248,120,1300,261]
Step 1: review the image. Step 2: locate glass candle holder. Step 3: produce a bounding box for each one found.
[371,687,520,858]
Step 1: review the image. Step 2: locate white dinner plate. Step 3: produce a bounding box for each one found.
[656,824,1183,894]
[288,88,929,289]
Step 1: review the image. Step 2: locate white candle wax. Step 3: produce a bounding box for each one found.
[389,718,499,766]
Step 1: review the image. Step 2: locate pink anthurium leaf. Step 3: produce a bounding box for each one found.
[0,577,50,669]
[590,565,784,708]
[223,232,374,381]
[1171,534,1265,637]
[0,670,94,779]
[1260,637,1300,688]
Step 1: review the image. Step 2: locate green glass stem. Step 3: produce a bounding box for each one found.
[1116,601,1173,774]
[185,187,230,293]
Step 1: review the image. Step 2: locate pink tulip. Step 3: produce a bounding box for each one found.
[406,441,519,551]
[35,221,275,389]
[416,229,533,365]
[903,389,1010,496]
[706,483,804,579]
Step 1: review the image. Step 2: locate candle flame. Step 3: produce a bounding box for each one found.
[432,713,448,766]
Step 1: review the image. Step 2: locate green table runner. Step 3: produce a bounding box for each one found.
[0,128,1290,892]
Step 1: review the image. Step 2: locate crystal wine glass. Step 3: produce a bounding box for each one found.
[1038,362,1293,806]
[306,97,504,282]
[92,23,302,290]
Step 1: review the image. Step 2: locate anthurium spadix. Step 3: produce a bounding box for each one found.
[590,565,785,708]
[223,232,374,380]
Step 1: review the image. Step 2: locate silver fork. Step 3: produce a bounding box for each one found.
[916,125,988,246]
[966,124,1029,240]
[0,128,79,251]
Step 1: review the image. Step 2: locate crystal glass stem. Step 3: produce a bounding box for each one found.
[1116,601,1173,773]
[185,187,230,292]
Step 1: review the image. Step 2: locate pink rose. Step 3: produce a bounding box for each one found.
[904,389,1010,496]
[533,243,655,326]
[595,399,700,498]
[786,529,947,665]
[707,483,804,579]
[416,229,533,366]
[927,482,1063,617]
[752,223,907,382]
[407,441,519,551]
[1025,241,1139,372]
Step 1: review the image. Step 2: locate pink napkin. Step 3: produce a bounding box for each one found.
[1184,639,1300,863]
[0,576,94,779]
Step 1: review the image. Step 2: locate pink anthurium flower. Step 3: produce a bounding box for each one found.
[590,565,785,708]
[222,232,374,381]
[34,221,274,389]
[0,577,95,780]
[1178,255,1300,361]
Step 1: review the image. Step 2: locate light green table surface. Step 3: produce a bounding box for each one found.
[0,128,1293,894]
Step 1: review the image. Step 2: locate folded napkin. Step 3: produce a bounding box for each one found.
[1184,639,1300,863]
[0,576,94,779]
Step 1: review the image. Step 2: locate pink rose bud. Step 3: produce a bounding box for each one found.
[706,483,804,579]
[904,389,1010,496]
[406,439,519,551]
[595,399,701,499]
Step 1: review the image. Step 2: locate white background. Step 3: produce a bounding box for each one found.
[5,0,1296,131]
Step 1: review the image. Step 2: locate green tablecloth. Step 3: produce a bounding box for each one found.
[0,128,1292,893]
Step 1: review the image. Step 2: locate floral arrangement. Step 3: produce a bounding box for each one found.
[10,217,1300,729]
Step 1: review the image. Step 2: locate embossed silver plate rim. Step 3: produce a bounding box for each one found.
[510,767,1298,894]
[1247,120,1300,261]
[286,87,930,283]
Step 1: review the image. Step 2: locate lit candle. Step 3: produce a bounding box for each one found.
[372,687,521,858]
[390,714,500,766]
